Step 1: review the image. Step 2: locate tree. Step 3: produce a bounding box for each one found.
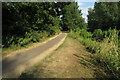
[60,2,86,31]
[2,2,86,47]
[2,2,61,47]
[87,2,120,31]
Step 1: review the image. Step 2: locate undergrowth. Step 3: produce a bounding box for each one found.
[68,29,120,79]
[3,30,60,56]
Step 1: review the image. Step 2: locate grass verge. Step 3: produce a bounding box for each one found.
[68,30,120,79]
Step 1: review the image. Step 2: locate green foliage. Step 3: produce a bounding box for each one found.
[103,29,118,40]
[79,29,93,38]
[49,25,61,36]
[68,29,92,39]
[87,2,120,78]
[81,38,100,54]
[68,29,120,78]
[92,29,119,42]
[97,38,119,78]
[93,29,104,41]
[68,30,81,39]
[2,2,61,48]
[3,2,85,49]
[88,2,120,30]
[61,2,86,31]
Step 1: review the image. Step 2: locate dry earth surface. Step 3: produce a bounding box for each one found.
[2,33,66,78]
[20,37,108,79]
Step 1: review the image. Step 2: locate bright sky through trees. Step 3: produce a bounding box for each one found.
[77,1,95,22]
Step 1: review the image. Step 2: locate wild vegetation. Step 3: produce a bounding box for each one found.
[2,2,85,54]
[87,2,120,31]
[68,29,120,78]
[3,2,60,48]
[68,2,120,79]
[2,1,120,79]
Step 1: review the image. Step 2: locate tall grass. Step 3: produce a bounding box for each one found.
[68,29,120,79]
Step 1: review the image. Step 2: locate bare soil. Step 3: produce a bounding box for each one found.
[21,37,108,78]
[2,33,66,78]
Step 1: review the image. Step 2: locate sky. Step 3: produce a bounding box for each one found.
[77,1,95,22]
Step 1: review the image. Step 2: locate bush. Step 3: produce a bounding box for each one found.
[49,26,61,35]
[68,29,120,78]
[68,30,80,39]
[79,29,93,38]
[3,31,48,48]
[103,29,118,38]
[80,38,100,54]
[98,39,120,78]
[93,29,104,41]
[103,29,118,45]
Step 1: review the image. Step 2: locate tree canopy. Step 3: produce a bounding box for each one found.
[2,2,86,47]
[87,2,120,31]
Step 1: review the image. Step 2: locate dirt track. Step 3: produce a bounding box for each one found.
[2,33,66,78]
[20,37,107,78]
